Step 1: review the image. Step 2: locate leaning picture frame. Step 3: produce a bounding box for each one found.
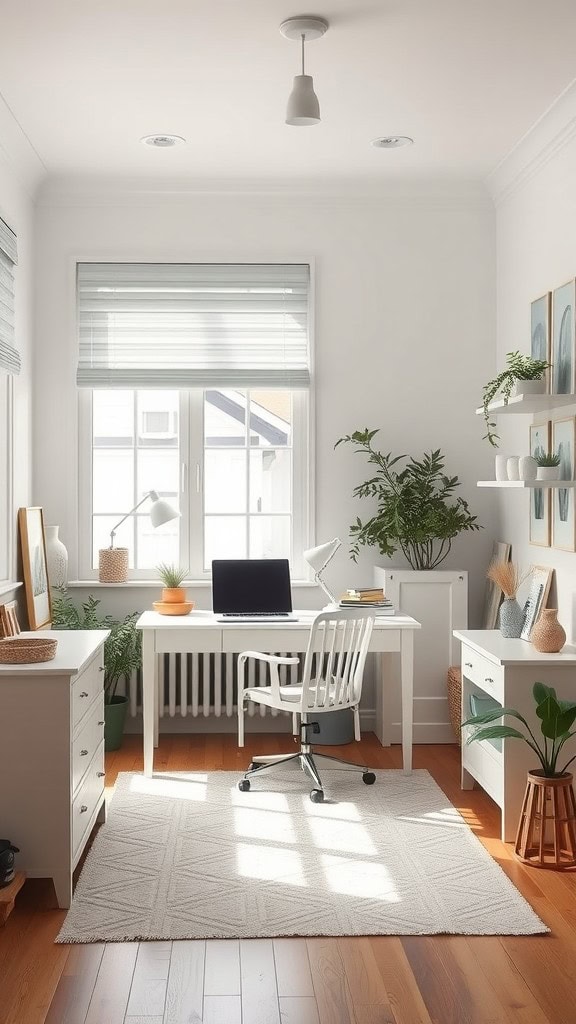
[520,565,554,641]
[482,540,511,629]
[18,507,52,629]
[531,292,551,393]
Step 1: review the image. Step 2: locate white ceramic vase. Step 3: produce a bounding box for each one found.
[45,525,68,588]
[519,455,538,481]
[537,466,561,481]
[495,454,509,481]
[506,456,520,481]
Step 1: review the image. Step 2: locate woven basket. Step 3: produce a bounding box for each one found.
[447,665,462,744]
[0,637,58,664]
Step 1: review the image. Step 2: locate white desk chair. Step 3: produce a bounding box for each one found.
[237,608,376,803]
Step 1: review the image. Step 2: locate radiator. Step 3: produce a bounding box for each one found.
[115,652,301,719]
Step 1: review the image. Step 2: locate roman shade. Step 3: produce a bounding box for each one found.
[77,263,310,389]
[0,217,20,376]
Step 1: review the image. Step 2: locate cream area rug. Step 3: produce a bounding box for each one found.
[57,769,546,942]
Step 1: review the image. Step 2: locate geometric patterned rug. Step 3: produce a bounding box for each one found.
[56,769,547,942]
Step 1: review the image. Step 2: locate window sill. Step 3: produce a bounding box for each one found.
[67,579,318,588]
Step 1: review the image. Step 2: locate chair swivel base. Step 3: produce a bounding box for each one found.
[238,750,376,803]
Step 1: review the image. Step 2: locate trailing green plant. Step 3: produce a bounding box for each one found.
[534,450,561,467]
[335,429,481,570]
[156,563,188,588]
[463,682,576,777]
[482,351,549,447]
[51,590,141,702]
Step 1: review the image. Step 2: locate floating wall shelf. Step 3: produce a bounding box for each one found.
[475,393,576,416]
[477,480,576,489]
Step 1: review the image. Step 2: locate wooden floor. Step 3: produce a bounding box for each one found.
[2,733,576,1024]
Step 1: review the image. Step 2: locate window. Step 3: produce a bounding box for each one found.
[0,376,11,583]
[77,262,312,580]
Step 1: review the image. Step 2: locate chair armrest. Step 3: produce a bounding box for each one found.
[238,651,299,666]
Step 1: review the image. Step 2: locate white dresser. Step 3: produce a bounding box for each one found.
[0,629,109,908]
[454,630,576,841]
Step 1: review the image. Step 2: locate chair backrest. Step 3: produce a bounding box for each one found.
[300,608,375,712]
[0,601,20,638]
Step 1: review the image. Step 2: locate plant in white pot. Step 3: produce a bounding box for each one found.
[481,351,550,447]
[535,450,561,481]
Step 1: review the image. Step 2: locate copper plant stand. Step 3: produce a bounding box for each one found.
[515,771,576,869]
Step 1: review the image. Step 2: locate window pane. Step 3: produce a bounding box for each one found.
[204,389,246,446]
[137,449,180,509]
[92,516,134,569]
[249,449,291,513]
[249,391,292,447]
[93,391,133,445]
[204,516,246,567]
[205,450,246,513]
[93,449,134,513]
[249,516,291,559]
[137,390,179,446]
[136,514,179,569]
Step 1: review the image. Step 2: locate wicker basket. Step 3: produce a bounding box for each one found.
[447,665,462,744]
[0,637,58,664]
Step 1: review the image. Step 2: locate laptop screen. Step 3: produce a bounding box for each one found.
[211,559,293,614]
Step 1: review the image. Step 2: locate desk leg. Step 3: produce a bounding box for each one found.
[142,631,156,777]
[401,631,414,772]
[375,654,391,747]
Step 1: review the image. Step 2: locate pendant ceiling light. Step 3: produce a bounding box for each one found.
[280,16,329,126]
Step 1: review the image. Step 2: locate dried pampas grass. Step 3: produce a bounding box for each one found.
[487,560,532,599]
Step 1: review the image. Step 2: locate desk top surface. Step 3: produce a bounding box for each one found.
[137,609,421,630]
[454,629,576,665]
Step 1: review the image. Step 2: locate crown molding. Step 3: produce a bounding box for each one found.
[487,77,576,206]
[0,89,46,197]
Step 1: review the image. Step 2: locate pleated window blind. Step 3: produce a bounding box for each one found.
[0,217,20,376]
[77,263,311,389]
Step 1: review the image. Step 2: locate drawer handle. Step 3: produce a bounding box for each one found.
[80,805,88,813]
[80,748,89,756]
[485,677,494,684]
[79,691,89,698]
[97,720,105,726]
[464,662,473,668]
[99,666,105,673]
[97,771,105,778]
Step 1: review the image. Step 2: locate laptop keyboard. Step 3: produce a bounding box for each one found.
[219,612,291,618]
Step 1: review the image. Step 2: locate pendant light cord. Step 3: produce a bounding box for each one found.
[301,33,305,75]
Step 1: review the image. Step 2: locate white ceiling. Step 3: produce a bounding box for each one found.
[1,0,576,187]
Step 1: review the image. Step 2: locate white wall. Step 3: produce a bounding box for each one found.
[492,86,576,642]
[34,184,496,624]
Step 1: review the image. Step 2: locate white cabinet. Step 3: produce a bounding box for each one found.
[374,568,467,743]
[0,629,108,908]
[455,629,576,841]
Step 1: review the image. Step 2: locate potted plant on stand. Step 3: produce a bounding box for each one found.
[154,563,193,615]
[464,683,576,868]
[481,350,550,447]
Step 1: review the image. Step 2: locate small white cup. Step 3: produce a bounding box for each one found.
[495,454,509,481]
[506,456,520,481]
[519,455,538,481]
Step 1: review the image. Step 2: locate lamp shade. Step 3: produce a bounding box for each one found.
[304,538,341,574]
[286,74,320,125]
[149,490,180,529]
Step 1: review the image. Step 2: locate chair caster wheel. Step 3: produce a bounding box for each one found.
[248,763,256,771]
[362,772,376,785]
[238,779,251,792]
[310,789,324,803]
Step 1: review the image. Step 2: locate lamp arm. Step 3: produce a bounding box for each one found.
[315,571,337,605]
[109,492,152,548]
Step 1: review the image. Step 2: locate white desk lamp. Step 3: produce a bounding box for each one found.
[99,490,180,583]
[304,537,342,608]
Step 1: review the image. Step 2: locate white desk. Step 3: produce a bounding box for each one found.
[137,610,421,777]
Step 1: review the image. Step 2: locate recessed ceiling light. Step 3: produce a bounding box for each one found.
[140,134,186,148]
[371,136,414,149]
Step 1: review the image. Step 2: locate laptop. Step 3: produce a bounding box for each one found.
[212,558,298,622]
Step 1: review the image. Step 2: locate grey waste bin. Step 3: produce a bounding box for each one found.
[310,708,354,745]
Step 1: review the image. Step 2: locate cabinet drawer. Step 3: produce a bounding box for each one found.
[461,646,503,701]
[72,742,105,862]
[462,726,503,807]
[72,694,105,794]
[72,652,105,728]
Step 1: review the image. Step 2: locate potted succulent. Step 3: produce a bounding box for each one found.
[157,563,189,603]
[463,682,576,868]
[535,450,561,481]
[52,591,141,750]
[481,351,550,447]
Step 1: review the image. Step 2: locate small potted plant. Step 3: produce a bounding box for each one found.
[463,682,576,868]
[535,451,561,481]
[481,351,550,447]
[157,563,189,603]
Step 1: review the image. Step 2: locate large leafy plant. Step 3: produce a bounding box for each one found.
[52,591,142,702]
[482,351,549,447]
[463,682,576,777]
[335,429,481,570]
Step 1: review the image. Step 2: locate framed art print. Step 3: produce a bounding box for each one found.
[531,293,551,392]
[18,506,52,629]
[551,280,575,395]
[520,565,553,640]
[529,422,550,546]
[552,417,575,551]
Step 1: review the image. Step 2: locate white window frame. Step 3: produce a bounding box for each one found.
[78,388,312,581]
[0,375,13,586]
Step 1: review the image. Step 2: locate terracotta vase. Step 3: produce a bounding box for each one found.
[162,587,186,604]
[531,609,566,653]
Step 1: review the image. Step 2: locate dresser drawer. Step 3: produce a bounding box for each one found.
[462,725,503,807]
[461,646,503,701]
[72,652,105,729]
[72,694,105,794]
[72,741,105,862]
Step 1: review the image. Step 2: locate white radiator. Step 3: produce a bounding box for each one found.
[115,652,301,719]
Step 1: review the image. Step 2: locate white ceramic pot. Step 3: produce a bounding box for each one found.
[519,455,538,481]
[506,456,520,481]
[495,454,510,481]
[513,379,545,396]
[537,466,561,481]
[45,525,68,588]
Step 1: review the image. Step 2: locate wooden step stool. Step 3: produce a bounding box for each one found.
[0,872,26,926]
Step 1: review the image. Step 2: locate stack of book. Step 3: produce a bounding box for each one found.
[338,588,395,616]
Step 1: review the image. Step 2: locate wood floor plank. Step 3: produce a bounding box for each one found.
[338,937,395,1020]
[307,938,357,1024]
[204,939,241,996]
[369,937,433,1024]
[125,942,171,1019]
[280,996,321,1024]
[85,942,139,1024]
[240,938,281,1024]
[500,903,576,1024]
[401,937,474,1024]
[124,1017,164,1024]
[432,936,513,1024]
[273,938,315,998]
[164,940,205,1024]
[202,995,242,1024]
[44,943,105,1024]
[464,937,551,1024]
